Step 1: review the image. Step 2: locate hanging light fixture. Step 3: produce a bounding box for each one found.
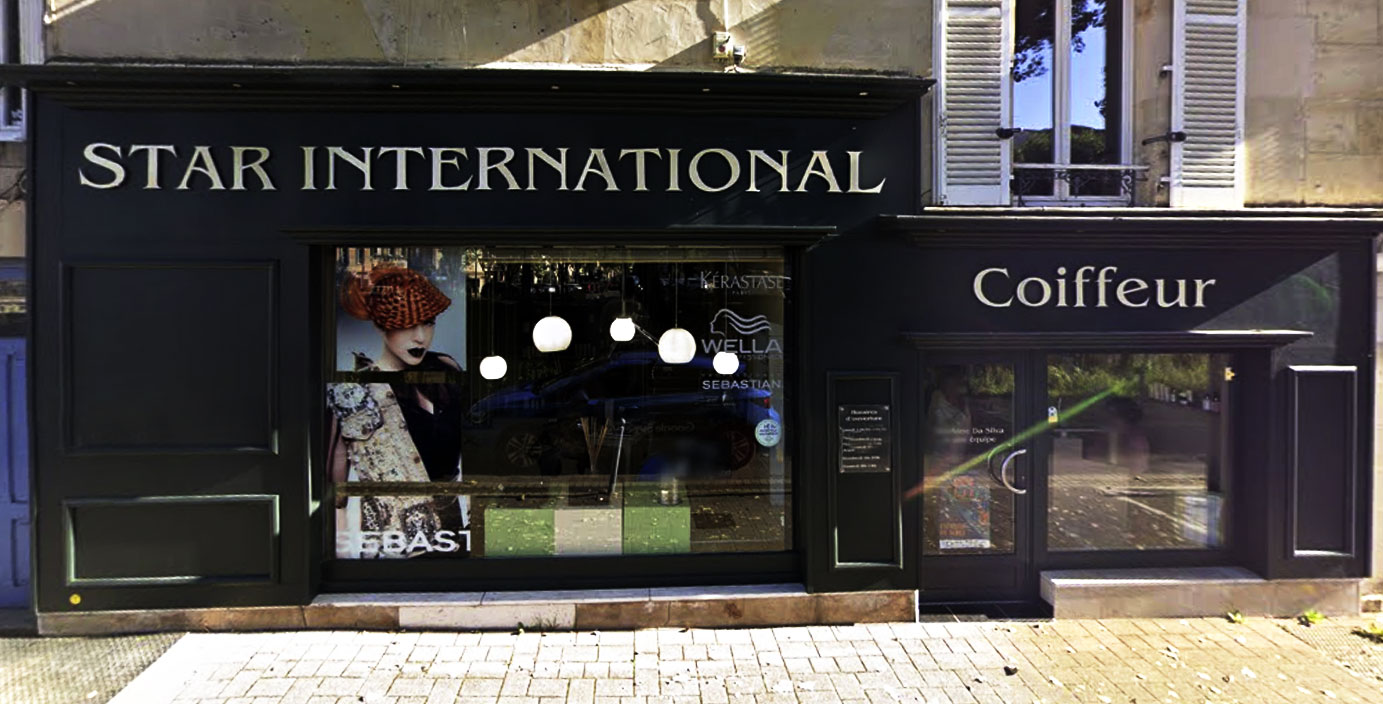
[609,262,635,342]
[713,351,740,375]
[533,263,571,352]
[659,328,696,364]
[533,313,572,352]
[712,261,739,375]
[609,316,636,342]
[480,257,507,380]
[658,262,696,364]
[479,355,508,380]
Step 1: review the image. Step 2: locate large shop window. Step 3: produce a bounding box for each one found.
[327,246,791,560]
[1046,353,1229,552]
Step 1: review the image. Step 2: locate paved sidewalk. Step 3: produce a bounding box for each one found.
[96,616,1383,704]
[0,630,182,704]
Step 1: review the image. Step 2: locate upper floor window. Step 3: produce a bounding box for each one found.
[936,0,1242,208]
[0,0,34,142]
[1011,0,1128,202]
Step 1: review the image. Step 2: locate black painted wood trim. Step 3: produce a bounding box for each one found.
[1286,365,1359,558]
[901,330,1312,350]
[825,371,904,571]
[62,494,280,587]
[321,551,799,592]
[57,259,281,457]
[880,213,1383,249]
[0,64,933,118]
[288,227,838,247]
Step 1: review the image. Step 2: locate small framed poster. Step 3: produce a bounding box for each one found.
[838,404,891,474]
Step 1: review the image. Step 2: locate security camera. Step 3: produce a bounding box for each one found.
[732,45,746,65]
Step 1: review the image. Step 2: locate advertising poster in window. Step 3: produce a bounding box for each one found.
[329,248,471,559]
[923,364,1006,552]
[938,475,992,551]
[326,246,793,560]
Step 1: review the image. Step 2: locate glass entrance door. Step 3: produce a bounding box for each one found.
[917,350,1234,604]
[918,354,1035,599]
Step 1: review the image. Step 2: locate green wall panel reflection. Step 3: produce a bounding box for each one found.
[623,500,691,554]
[484,508,556,557]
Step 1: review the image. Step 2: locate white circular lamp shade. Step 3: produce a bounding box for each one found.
[532,315,572,352]
[712,351,740,375]
[657,328,696,364]
[609,316,636,342]
[479,355,508,380]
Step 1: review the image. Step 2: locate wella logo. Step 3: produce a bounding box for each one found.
[703,308,783,356]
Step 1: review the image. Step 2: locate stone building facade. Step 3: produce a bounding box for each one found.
[5,0,1383,620]
[24,2,1383,201]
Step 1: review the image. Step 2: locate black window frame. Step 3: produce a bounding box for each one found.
[309,236,806,593]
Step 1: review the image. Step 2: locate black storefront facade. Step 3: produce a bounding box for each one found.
[13,67,1378,626]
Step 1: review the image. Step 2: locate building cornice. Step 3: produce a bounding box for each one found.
[0,63,933,118]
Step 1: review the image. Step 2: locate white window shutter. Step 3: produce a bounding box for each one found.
[1171,0,1244,208]
[19,0,45,64]
[935,0,1012,206]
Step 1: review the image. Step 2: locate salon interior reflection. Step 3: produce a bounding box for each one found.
[328,246,792,560]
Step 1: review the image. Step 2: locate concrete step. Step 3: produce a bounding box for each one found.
[37,585,918,636]
[1041,566,1360,619]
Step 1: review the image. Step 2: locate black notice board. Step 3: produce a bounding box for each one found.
[838,404,892,474]
[827,372,901,569]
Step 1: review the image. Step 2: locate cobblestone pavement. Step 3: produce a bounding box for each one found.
[96,616,1383,704]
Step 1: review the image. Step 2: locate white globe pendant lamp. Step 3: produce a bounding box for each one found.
[609,264,636,342]
[533,315,572,352]
[658,327,696,364]
[479,355,508,380]
[532,279,571,353]
[479,260,507,380]
[658,263,695,364]
[713,350,740,375]
[609,316,636,342]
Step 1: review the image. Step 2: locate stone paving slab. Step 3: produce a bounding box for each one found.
[90,616,1383,704]
[1286,620,1383,684]
[0,631,182,704]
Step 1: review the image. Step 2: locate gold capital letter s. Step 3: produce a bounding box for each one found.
[78,143,125,189]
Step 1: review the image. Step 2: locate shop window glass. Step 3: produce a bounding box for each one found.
[1046,353,1229,551]
[327,246,791,560]
[921,362,1018,556]
[1013,0,1126,201]
[1012,0,1057,197]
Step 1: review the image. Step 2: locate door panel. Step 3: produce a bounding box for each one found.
[918,354,1034,597]
[0,339,27,607]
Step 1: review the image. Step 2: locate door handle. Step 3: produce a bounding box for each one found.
[998,448,1028,495]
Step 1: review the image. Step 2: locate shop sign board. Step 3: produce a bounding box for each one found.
[53,104,920,232]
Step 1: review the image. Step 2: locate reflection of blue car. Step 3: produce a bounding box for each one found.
[467,351,781,475]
